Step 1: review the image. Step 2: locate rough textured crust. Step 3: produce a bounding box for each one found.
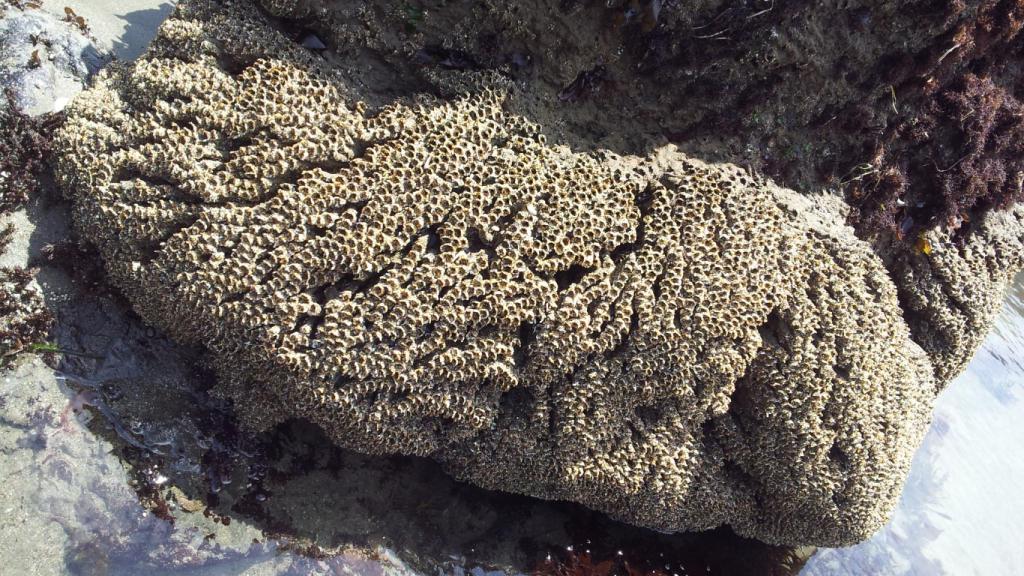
[52,0,1022,547]
[892,206,1024,387]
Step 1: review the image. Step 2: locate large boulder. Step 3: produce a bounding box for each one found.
[53,0,1022,547]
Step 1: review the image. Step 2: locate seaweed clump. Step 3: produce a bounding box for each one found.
[1,223,54,364]
[846,0,1024,242]
[0,91,59,364]
[1,89,64,212]
[930,75,1024,227]
[850,73,1024,242]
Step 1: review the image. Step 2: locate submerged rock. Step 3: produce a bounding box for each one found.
[52,0,1023,547]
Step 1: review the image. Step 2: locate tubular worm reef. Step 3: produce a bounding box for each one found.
[54,0,1024,546]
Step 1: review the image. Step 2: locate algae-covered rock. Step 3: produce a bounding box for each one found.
[52,0,1021,548]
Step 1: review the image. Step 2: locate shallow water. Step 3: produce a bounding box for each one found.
[802,275,1024,576]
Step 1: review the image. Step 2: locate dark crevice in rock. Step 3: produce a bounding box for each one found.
[558,64,607,103]
[413,45,481,71]
[650,253,670,301]
[724,459,762,509]
[828,443,851,471]
[627,420,643,444]
[218,291,248,306]
[757,307,791,354]
[215,52,255,76]
[331,374,353,391]
[605,306,639,363]
[111,170,190,199]
[221,135,255,154]
[554,264,593,292]
[322,269,386,299]
[422,224,442,254]
[513,321,535,370]
[295,313,325,344]
[634,403,664,429]
[886,255,962,386]
[594,294,624,338]
[498,385,535,423]
[700,419,717,451]
[692,376,707,403]
[726,371,756,439]
[610,183,654,263]
[465,227,497,264]
[417,321,436,342]
[833,364,851,380]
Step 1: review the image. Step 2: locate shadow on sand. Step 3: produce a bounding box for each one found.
[112,3,175,61]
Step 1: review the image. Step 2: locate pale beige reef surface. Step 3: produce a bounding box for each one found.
[51,0,1024,549]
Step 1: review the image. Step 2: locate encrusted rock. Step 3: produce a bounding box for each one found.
[53,0,1020,547]
[892,206,1024,387]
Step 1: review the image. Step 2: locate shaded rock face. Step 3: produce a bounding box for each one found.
[53,0,1023,547]
[894,206,1024,386]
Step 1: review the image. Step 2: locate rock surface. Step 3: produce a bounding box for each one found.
[891,206,1024,387]
[0,7,100,115]
[52,0,1023,548]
